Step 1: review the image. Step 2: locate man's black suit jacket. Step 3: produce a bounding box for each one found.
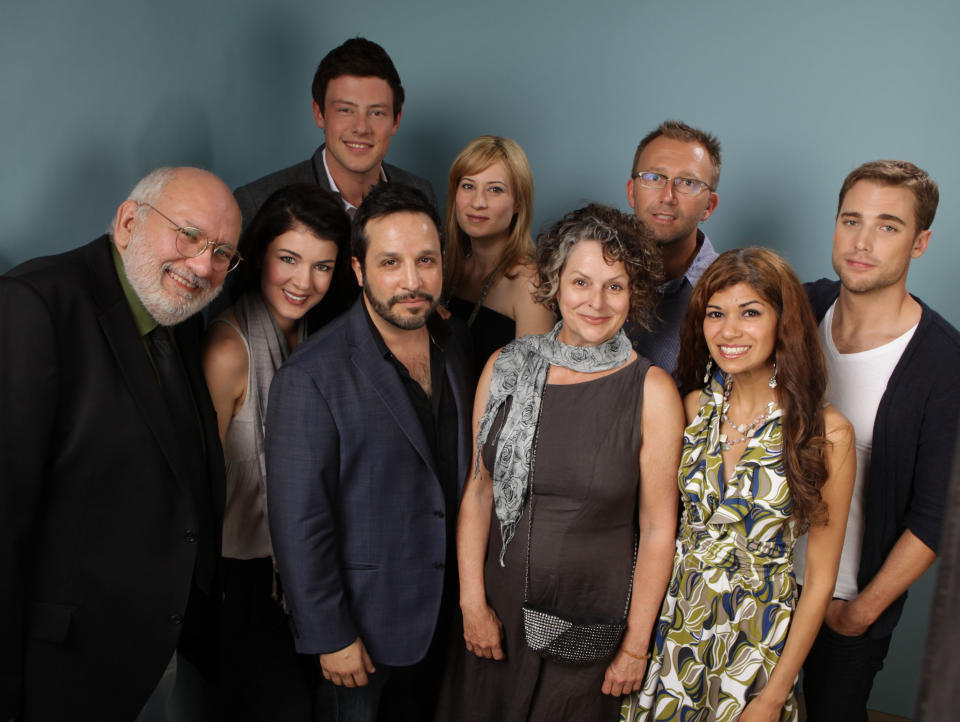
[233,144,437,229]
[227,144,437,328]
[0,236,225,721]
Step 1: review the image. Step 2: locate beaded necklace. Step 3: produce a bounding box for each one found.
[719,377,777,451]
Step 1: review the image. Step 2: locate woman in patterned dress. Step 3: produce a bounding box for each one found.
[622,248,856,721]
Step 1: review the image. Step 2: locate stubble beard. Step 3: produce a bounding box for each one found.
[832,256,908,296]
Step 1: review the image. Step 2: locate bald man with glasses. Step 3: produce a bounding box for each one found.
[625,120,722,376]
[0,167,241,721]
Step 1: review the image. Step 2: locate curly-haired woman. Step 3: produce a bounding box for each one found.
[437,204,683,721]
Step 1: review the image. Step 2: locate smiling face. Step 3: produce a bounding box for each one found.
[555,240,630,347]
[313,74,400,181]
[832,180,931,295]
[703,282,778,378]
[115,168,241,326]
[626,136,718,247]
[260,228,339,330]
[352,211,442,331]
[454,160,518,244]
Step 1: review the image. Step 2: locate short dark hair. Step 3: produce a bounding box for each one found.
[837,160,939,232]
[235,184,351,294]
[533,204,663,328]
[351,183,441,265]
[631,120,722,188]
[311,38,405,117]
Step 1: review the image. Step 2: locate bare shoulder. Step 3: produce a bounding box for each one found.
[642,365,684,423]
[507,259,538,280]
[503,261,538,295]
[507,261,555,336]
[643,364,679,399]
[472,348,504,421]
[202,312,248,381]
[683,389,703,424]
[823,404,854,446]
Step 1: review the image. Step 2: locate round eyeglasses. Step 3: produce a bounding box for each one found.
[633,171,712,196]
[138,202,243,272]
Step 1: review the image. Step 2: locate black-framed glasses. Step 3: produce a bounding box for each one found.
[137,202,242,272]
[633,171,712,196]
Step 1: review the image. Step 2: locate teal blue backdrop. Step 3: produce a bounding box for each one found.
[3,1,957,715]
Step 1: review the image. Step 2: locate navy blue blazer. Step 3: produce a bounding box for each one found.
[265,299,472,666]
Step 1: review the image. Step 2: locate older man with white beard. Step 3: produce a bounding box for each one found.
[0,167,241,722]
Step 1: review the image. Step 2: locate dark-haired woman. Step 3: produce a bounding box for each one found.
[202,184,351,720]
[622,248,855,722]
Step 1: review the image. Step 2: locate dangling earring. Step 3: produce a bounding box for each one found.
[703,359,713,385]
[768,360,778,389]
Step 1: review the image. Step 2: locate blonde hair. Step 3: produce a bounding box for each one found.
[443,135,535,293]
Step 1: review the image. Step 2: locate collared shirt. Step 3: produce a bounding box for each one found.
[362,303,460,566]
[322,148,388,215]
[111,244,157,338]
[628,231,718,376]
[112,242,206,453]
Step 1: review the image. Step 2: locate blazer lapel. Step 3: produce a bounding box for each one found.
[176,318,226,514]
[345,302,438,477]
[439,327,473,492]
[88,239,198,501]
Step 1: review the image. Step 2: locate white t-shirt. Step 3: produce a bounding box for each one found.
[793,300,916,598]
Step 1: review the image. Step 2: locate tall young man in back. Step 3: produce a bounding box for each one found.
[232,38,435,321]
[795,160,960,720]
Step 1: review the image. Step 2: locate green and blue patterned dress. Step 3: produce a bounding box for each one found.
[621,374,799,722]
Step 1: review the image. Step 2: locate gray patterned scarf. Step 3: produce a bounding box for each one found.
[475,321,632,565]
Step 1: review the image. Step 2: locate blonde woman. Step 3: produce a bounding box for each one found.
[443,135,555,375]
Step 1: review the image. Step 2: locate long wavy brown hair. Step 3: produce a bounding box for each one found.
[676,247,829,528]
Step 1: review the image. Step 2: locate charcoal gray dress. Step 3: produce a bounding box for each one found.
[436,357,649,722]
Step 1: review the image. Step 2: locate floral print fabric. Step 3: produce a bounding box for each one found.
[621,374,799,721]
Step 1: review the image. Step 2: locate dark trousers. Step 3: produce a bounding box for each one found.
[218,557,315,722]
[802,622,892,722]
[316,592,456,722]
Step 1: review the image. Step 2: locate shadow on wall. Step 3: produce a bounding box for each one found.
[133,94,214,173]
[219,7,351,186]
[3,149,127,274]
[1,96,215,275]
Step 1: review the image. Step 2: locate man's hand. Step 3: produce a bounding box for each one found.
[319,637,376,687]
[824,598,870,637]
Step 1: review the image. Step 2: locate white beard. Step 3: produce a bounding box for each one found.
[120,226,221,326]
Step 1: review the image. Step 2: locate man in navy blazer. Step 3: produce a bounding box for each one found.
[266,182,471,721]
